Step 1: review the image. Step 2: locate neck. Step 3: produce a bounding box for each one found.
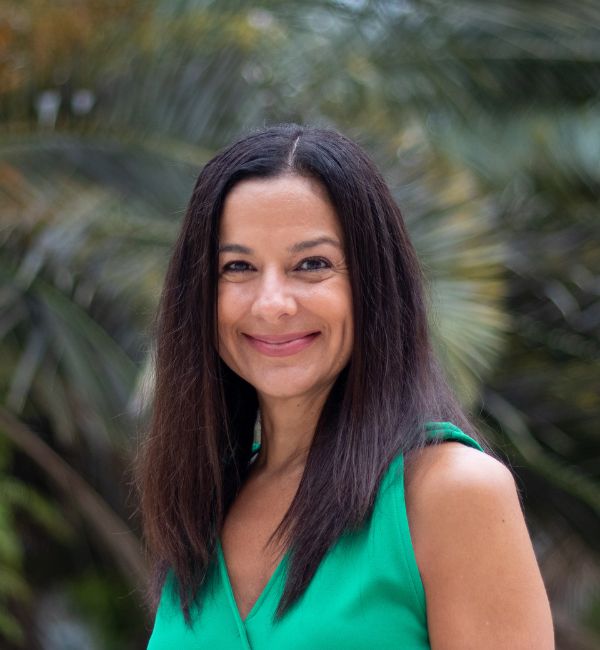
[254,392,328,476]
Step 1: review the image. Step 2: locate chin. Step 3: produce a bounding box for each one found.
[250,373,331,402]
[254,382,317,401]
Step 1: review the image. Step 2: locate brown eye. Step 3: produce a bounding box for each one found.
[296,257,331,272]
[222,261,253,273]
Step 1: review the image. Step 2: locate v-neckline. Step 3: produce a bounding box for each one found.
[217,538,289,625]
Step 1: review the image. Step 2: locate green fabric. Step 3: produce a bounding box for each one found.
[147,422,484,649]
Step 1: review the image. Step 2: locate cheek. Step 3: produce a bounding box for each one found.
[333,285,354,357]
[306,282,353,344]
[320,281,352,322]
[218,283,246,321]
[216,285,243,350]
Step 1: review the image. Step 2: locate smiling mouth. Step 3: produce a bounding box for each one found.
[243,332,320,356]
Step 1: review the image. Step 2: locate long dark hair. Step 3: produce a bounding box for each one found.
[137,124,479,623]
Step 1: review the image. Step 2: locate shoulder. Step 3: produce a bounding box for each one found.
[404,442,554,649]
[405,440,516,509]
[404,441,520,582]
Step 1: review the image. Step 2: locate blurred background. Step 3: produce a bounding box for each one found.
[1,0,599,648]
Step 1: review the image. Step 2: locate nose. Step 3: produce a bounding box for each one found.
[250,268,298,321]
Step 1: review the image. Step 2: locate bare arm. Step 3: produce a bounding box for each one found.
[405,442,554,649]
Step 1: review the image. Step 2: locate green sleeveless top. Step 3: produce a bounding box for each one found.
[147,422,484,649]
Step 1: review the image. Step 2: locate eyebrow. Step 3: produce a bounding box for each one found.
[218,243,253,254]
[218,237,342,255]
[289,237,342,253]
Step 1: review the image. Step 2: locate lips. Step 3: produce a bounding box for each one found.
[243,331,320,357]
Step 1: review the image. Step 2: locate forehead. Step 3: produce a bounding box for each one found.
[219,175,342,242]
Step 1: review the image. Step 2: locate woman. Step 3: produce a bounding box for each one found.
[140,124,554,648]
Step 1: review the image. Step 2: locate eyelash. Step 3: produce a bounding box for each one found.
[221,257,332,274]
[297,257,332,272]
[221,260,252,273]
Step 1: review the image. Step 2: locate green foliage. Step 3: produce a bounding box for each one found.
[0,435,72,645]
[66,571,148,650]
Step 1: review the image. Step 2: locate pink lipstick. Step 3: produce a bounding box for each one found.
[243,331,320,357]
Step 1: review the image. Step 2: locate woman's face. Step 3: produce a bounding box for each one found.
[217,174,353,403]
